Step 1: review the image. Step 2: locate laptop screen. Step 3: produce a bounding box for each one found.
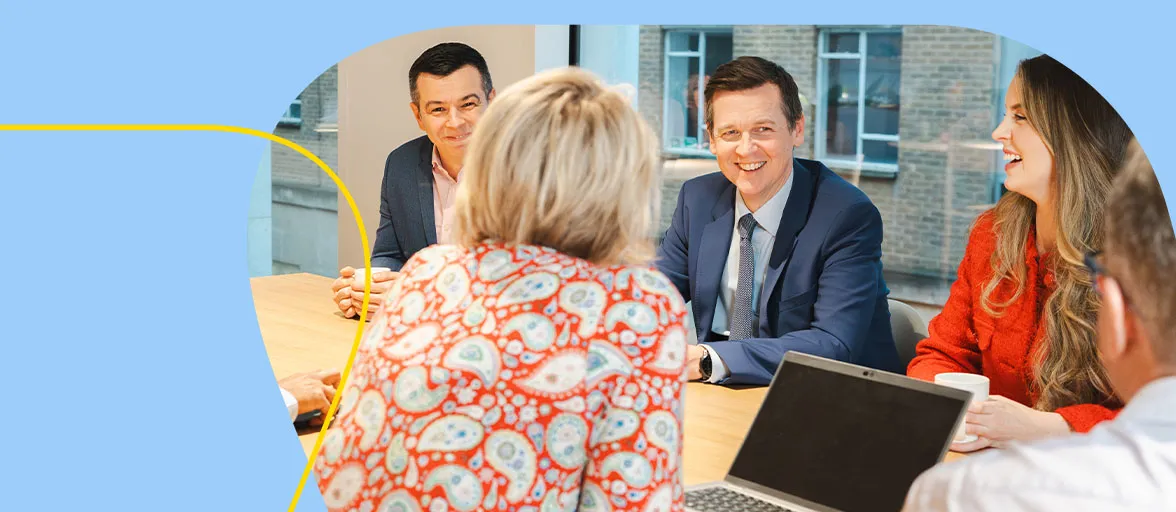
[727,360,965,512]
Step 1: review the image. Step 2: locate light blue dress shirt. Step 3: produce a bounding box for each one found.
[703,171,794,383]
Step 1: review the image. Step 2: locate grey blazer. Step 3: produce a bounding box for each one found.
[371,135,438,270]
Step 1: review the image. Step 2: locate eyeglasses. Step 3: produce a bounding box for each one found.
[1084,250,1137,312]
[1084,251,1107,292]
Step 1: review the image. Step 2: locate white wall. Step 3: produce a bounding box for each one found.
[535,25,570,73]
[579,25,641,108]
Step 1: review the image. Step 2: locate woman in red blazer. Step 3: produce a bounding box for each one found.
[908,55,1134,452]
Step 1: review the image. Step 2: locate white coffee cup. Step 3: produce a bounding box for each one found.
[352,267,392,286]
[934,373,990,443]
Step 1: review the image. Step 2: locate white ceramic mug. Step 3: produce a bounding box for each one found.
[352,267,392,287]
[934,373,990,443]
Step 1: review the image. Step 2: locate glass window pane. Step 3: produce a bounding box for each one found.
[704,32,733,74]
[863,139,898,166]
[700,32,734,149]
[863,99,898,135]
[665,55,700,149]
[668,32,699,52]
[867,33,902,58]
[824,58,860,160]
[864,33,901,135]
[828,33,859,53]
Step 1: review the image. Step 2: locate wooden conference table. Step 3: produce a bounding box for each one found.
[251,273,964,486]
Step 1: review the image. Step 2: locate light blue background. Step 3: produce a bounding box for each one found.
[1,1,1172,509]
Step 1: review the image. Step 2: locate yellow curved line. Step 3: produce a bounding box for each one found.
[0,124,370,511]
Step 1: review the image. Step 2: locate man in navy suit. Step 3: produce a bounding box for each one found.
[331,42,495,319]
[657,56,901,385]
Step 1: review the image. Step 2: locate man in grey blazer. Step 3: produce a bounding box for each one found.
[332,42,496,318]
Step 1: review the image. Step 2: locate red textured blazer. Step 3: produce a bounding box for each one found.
[907,212,1120,432]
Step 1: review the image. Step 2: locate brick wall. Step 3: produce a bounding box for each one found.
[272,65,339,192]
[885,26,999,281]
[270,65,340,277]
[638,26,664,151]
[733,25,817,159]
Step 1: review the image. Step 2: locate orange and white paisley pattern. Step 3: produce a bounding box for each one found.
[315,243,688,512]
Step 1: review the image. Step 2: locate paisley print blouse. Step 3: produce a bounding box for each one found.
[314,243,689,512]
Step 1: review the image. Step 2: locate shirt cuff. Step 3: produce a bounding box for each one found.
[280,387,298,421]
[702,344,730,383]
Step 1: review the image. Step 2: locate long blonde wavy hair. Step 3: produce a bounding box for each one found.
[983,55,1133,411]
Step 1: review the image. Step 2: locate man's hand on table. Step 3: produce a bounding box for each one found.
[279,369,342,422]
[348,269,400,319]
[332,266,400,319]
[332,267,359,318]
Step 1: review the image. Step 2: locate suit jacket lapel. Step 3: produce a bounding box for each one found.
[760,159,816,318]
[695,183,736,340]
[415,140,438,246]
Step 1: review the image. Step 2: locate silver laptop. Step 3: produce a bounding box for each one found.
[684,352,971,512]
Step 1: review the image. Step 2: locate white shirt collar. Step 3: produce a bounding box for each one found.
[1117,375,1176,424]
[735,169,794,237]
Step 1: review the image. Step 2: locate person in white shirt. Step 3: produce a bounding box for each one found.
[277,369,340,422]
[904,138,1176,511]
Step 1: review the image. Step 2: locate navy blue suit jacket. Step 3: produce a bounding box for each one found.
[656,159,901,385]
[371,135,438,271]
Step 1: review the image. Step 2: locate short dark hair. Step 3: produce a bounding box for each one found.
[1105,139,1176,362]
[408,42,493,105]
[704,56,803,131]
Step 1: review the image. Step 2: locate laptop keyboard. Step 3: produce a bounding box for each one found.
[685,486,795,512]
